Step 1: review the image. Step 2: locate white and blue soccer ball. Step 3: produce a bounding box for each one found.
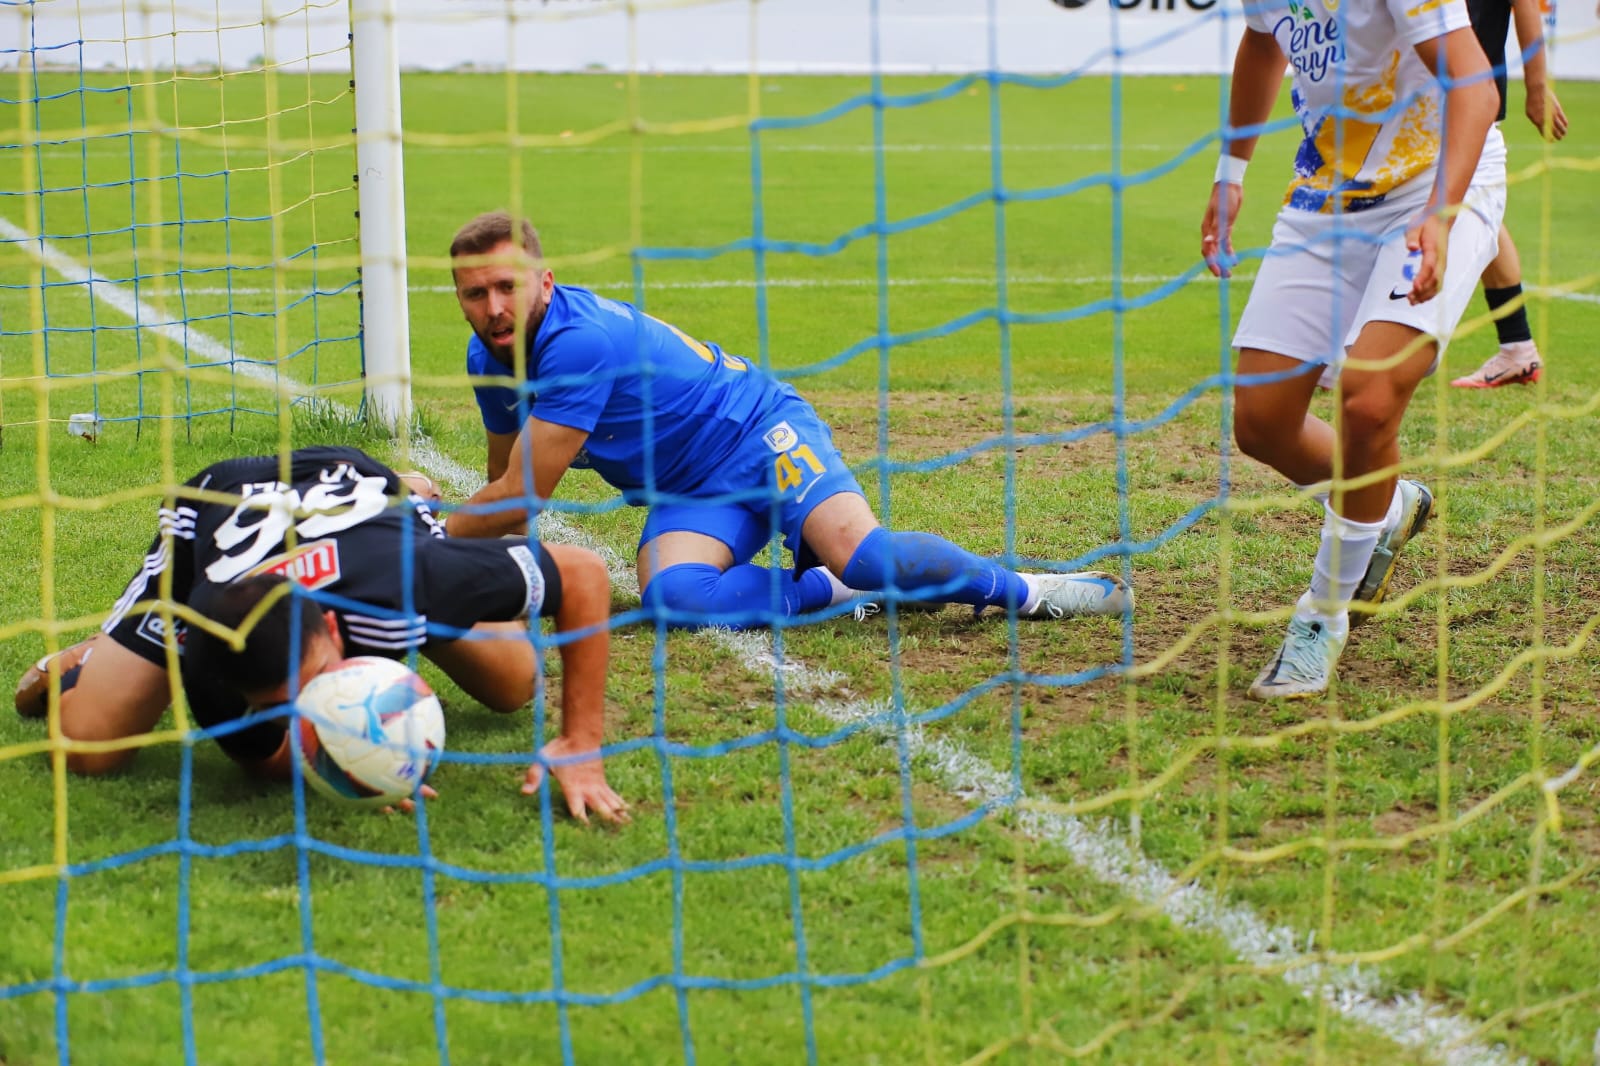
[293,656,446,807]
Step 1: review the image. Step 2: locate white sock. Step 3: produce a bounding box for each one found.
[1305,502,1385,618]
[1383,483,1405,530]
[1019,573,1042,614]
[817,566,857,607]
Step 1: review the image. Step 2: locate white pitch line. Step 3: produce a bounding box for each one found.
[812,697,1524,1066]
[30,142,1173,161]
[38,276,1600,304]
[0,214,639,595]
[1,213,1533,1065]
[101,274,1206,298]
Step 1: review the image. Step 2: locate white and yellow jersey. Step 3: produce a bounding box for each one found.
[1246,0,1505,213]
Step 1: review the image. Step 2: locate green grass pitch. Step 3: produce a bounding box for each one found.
[2,68,1599,1063]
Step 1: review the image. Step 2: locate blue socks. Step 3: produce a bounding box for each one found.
[644,562,837,630]
[644,529,1030,628]
[840,528,1028,609]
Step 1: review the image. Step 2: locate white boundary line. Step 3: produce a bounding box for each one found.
[0,215,637,592]
[29,142,1175,161]
[810,697,1524,1066]
[2,213,1531,1066]
[26,141,1600,160]
[25,277,1600,303]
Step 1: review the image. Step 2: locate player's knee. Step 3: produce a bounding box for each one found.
[1232,404,1281,463]
[65,751,132,776]
[1339,387,1402,444]
[562,549,610,606]
[641,563,722,628]
[47,690,135,774]
[62,738,138,776]
[481,687,535,715]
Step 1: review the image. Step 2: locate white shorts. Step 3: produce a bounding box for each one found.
[1232,177,1507,387]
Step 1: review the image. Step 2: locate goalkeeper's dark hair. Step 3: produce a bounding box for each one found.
[450,211,542,265]
[186,574,329,697]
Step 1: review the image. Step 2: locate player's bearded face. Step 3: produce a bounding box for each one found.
[474,275,548,362]
[455,242,551,364]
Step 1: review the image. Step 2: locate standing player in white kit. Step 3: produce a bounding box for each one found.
[1200,0,1503,698]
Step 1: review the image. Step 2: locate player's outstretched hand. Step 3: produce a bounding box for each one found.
[384,784,439,815]
[523,736,630,826]
[1525,86,1568,142]
[1201,181,1244,278]
[1404,211,1449,305]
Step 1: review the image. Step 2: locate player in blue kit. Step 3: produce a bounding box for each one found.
[445,212,1132,629]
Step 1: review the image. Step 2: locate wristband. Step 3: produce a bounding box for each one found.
[1214,154,1248,186]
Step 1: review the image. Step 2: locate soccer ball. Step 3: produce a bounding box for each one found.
[293,656,446,807]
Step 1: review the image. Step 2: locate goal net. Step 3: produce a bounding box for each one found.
[4,0,1599,1063]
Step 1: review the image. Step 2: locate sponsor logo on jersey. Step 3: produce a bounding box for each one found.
[135,612,188,653]
[1275,2,1344,83]
[249,540,343,590]
[763,421,799,454]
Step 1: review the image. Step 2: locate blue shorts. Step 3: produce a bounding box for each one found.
[638,397,864,568]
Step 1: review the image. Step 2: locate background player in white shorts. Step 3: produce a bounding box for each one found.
[1199,0,1503,698]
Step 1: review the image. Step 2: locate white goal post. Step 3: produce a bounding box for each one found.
[350,0,412,430]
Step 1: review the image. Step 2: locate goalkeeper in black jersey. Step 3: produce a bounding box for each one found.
[14,445,627,825]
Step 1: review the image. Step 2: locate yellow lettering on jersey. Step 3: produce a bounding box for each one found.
[774,452,803,491]
[791,444,824,476]
[648,313,749,372]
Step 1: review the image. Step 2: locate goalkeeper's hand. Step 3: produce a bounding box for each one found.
[523,736,630,826]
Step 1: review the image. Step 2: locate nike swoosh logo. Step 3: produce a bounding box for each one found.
[1481,369,1506,383]
[1388,288,1411,301]
[795,475,825,504]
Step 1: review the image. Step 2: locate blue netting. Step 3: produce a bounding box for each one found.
[7,0,1595,1062]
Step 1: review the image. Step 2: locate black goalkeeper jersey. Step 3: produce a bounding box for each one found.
[102,445,555,759]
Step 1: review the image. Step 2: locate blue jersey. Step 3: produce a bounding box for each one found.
[467,284,804,500]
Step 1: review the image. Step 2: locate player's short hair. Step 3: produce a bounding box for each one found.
[450,211,542,265]
[186,574,330,699]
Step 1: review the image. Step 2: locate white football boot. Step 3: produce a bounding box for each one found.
[1248,606,1348,700]
[1350,479,1433,627]
[1021,571,1132,619]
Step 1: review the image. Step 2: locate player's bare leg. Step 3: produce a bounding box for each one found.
[1338,322,1438,622]
[15,635,174,774]
[1249,325,1437,699]
[1231,348,1334,486]
[636,529,734,590]
[423,621,537,712]
[1335,322,1436,521]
